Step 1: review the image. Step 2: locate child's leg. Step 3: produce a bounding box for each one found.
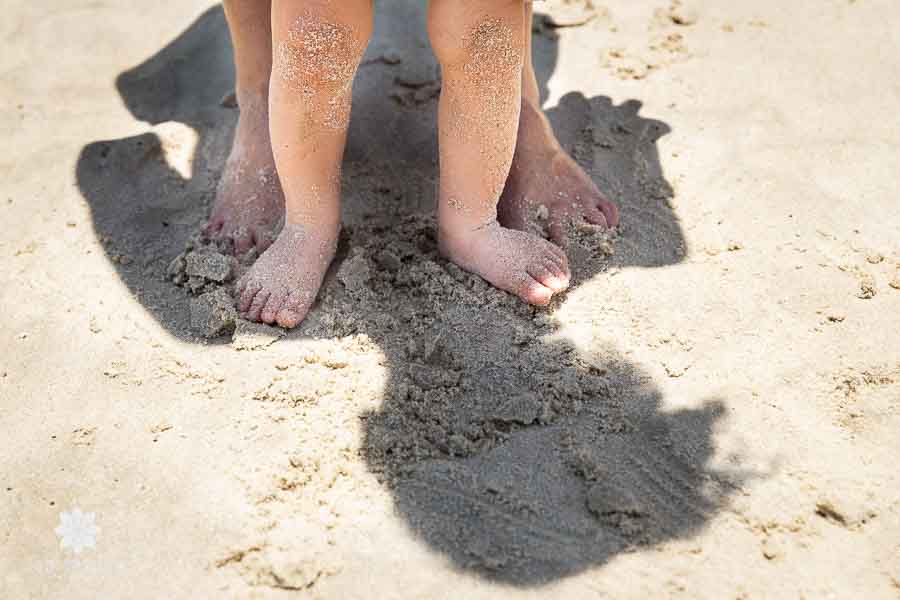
[207,0,285,255]
[499,1,619,246]
[429,0,570,306]
[236,0,373,327]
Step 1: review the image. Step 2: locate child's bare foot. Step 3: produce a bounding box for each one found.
[206,99,285,255]
[440,219,570,306]
[234,222,338,328]
[499,99,619,247]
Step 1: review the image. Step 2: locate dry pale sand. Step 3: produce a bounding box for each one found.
[2,0,900,598]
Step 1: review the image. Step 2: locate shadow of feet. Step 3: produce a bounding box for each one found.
[543,93,686,273]
[75,1,744,587]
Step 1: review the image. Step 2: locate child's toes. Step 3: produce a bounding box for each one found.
[539,242,570,286]
[246,289,271,322]
[527,264,559,290]
[528,263,567,293]
[544,247,570,275]
[260,288,287,324]
[275,309,301,329]
[519,275,555,306]
[275,291,308,329]
[544,259,570,288]
[238,281,262,313]
[548,242,568,265]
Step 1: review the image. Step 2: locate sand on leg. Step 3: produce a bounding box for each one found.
[207,0,285,255]
[498,1,619,247]
[236,0,373,328]
[429,0,570,306]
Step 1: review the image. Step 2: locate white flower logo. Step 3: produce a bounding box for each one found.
[54,507,100,554]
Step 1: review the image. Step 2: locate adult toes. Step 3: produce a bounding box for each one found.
[518,274,554,306]
[584,206,609,228]
[238,281,262,313]
[253,228,275,254]
[260,288,288,324]
[548,217,569,249]
[233,227,255,256]
[234,279,247,301]
[598,197,619,227]
[205,216,225,237]
[246,289,271,322]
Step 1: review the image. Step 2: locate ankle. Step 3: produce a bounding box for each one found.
[235,86,269,120]
[231,97,272,154]
[519,97,551,134]
[438,211,497,239]
[514,100,560,157]
[284,211,341,235]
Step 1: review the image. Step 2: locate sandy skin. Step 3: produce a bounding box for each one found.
[235,222,338,327]
[500,97,620,247]
[217,0,619,327]
[205,96,284,255]
[206,1,284,255]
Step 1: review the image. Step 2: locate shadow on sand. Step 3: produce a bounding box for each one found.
[76,2,744,586]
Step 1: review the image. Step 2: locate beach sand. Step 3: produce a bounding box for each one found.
[2,0,899,597]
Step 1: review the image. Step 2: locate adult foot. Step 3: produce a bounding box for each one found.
[439,219,570,306]
[234,222,339,328]
[499,99,618,247]
[206,98,285,255]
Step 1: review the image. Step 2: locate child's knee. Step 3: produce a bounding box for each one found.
[428,0,524,74]
[274,7,372,93]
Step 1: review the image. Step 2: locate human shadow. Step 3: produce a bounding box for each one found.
[75,1,743,587]
[76,6,236,336]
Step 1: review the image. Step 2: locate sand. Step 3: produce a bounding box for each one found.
[2,0,899,598]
